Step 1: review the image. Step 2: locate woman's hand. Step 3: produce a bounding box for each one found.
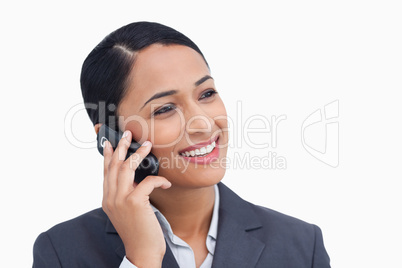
[102,130,171,267]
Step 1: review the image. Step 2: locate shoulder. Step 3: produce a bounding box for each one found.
[247,201,325,247]
[247,202,330,267]
[34,207,107,249]
[217,182,324,249]
[218,182,316,232]
[33,208,122,267]
[216,182,330,266]
[40,208,108,240]
[251,202,318,232]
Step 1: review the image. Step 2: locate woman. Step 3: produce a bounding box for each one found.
[33,21,330,268]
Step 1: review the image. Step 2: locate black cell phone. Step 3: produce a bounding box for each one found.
[96,124,159,184]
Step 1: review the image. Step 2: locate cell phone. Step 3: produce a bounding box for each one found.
[96,124,159,183]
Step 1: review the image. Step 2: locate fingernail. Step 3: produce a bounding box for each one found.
[142,141,151,147]
[105,141,111,150]
[122,131,130,141]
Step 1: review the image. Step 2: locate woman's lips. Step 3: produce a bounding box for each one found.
[178,135,219,155]
[179,137,220,164]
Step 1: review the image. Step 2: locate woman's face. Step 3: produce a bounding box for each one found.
[117,44,229,189]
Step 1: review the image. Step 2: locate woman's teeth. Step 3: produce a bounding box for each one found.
[181,141,216,157]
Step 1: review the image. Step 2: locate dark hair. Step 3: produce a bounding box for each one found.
[80,21,208,131]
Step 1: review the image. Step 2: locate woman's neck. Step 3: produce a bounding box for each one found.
[150,185,216,237]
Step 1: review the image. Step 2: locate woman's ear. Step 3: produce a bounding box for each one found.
[94,123,103,134]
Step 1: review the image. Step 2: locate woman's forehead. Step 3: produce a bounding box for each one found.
[126,45,210,96]
[133,44,208,77]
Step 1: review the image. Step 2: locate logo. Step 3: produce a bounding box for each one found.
[301,100,339,167]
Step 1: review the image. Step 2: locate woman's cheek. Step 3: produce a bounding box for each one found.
[149,113,184,147]
[126,119,150,143]
[214,98,227,116]
[211,100,228,128]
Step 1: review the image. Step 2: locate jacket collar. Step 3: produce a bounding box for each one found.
[106,182,265,267]
[211,182,265,267]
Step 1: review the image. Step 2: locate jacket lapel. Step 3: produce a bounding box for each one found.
[212,183,266,267]
[162,244,180,268]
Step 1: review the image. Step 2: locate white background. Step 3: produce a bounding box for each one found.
[1,1,401,267]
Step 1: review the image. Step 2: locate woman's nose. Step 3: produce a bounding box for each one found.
[184,107,215,135]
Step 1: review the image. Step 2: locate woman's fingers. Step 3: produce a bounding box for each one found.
[103,141,112,177]
[103,140,113,196]
[104,130,133,198]
[131,175,172,199]
[103,130,131,179]
[126,141,152,170]
[116,140,152,195]
[102,128,172,207]
[104,130,165,198]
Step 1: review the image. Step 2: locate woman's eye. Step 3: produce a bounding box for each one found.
[153,104,175,116]
[200,89,218,100]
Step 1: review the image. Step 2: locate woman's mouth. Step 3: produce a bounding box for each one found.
[180,140,216,157]
[178,136,220,164]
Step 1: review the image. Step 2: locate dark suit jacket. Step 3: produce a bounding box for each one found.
[33,183,331,267]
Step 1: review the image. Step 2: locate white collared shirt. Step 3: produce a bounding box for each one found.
[120,184,220,268]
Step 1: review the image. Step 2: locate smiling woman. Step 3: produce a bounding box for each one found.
[32,21,331,268]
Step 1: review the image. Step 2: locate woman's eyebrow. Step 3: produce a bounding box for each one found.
[140,89,177,111]
[140,75,214,111]
[195,75,213,86]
